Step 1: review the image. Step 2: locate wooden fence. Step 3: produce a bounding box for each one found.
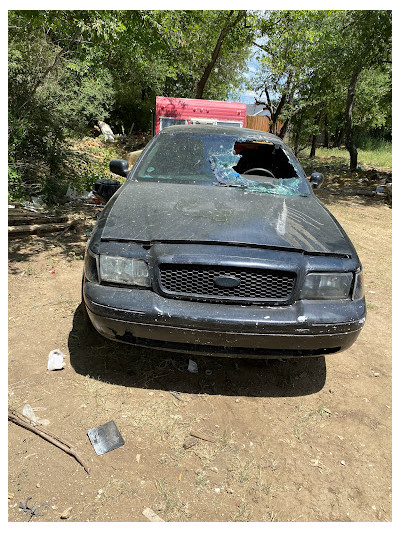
[246,115,284,135]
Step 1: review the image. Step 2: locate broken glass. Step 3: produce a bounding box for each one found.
[133,129,309,196]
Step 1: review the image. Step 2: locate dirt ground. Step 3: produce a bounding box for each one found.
[8,178,392,522]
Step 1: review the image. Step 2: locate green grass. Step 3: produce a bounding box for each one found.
[315,143,392,168]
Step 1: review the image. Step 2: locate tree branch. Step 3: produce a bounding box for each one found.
[17,28,82,116]
[194,10,246,98]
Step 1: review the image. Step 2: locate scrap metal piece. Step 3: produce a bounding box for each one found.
[87,420,125,455]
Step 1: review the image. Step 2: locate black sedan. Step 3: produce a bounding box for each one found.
[82,125,366,358]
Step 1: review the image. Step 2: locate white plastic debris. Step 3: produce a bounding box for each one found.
[31,196,46,207]
[142,507,164,522]
[22,404,50,426]
[188,359,198,373]
[66,186,79,200]
[22,404,39,423]
[47,349,66,371]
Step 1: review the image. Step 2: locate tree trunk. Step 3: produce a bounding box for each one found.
[278,91,293,139]
[194,11,245,99]
[333,126,342,147]
[309,135,317,159]
[309,109,323,159]
[293,130,300,157]
[323,112,329,148]
[345,70,360,170]
[293,112,305,156]
[278,117,290,140]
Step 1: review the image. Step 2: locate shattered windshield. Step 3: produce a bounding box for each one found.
[133,131,309,196]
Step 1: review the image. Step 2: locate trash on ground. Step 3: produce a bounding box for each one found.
[205,369,212,376]
[22,404,38,423]
[60,506,72,519]
[22,404,49,426]
[47,349,66,371]
[169,390,182,401]
[98,120,115,142]
[190,430,216,443]
[19,497,42,520]
[31,196,46,208]
[183,437,197,450]
[142,507,165,522]
[188,359,198,373]
[8,407,90,474]
[87,420,125,455]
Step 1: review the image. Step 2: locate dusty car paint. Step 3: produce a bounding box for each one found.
[83,125,366,358]
[99,182,354,256]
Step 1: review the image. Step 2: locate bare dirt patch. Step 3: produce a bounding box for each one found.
[8,187,391,522]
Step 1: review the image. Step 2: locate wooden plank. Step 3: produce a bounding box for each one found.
[8,215,69,226]
[8,221,73,237]
[247,115,270,132]
[246,115,284,134]
[8,209,43,215]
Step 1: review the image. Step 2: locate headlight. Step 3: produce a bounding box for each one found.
[300,272,353,300]
[99,255,150,287]
[352,270,364,300]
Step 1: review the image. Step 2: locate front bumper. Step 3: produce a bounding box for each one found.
[83,280,366,358]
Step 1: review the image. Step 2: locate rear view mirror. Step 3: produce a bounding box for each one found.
[309,172,324,189]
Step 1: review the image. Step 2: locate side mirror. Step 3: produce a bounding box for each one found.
[110,159,130,178]
[309,172,324,189]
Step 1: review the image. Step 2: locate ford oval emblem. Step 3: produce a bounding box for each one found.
[214,275,241,288]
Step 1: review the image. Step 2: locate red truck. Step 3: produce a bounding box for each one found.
[154,96,246,134]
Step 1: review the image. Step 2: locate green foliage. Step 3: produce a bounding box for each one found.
[315,144,392,168]
[249,10,392,163]
[353,68,392,130]
[9,10,255,203]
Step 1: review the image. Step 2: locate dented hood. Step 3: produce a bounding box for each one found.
[100,181,354,256]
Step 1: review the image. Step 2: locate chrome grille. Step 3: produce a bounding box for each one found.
[158,264,296,304]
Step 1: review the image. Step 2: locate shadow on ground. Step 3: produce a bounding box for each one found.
[69,305,326,398]
[8,205,101,275]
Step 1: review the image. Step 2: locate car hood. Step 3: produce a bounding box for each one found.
[100,181,354,256]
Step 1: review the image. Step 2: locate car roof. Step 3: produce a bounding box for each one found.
[158,125,285,144]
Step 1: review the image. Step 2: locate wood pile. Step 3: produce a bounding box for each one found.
[8,204,77,238]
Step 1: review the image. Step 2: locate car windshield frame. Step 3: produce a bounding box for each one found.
[131,127,311,197]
